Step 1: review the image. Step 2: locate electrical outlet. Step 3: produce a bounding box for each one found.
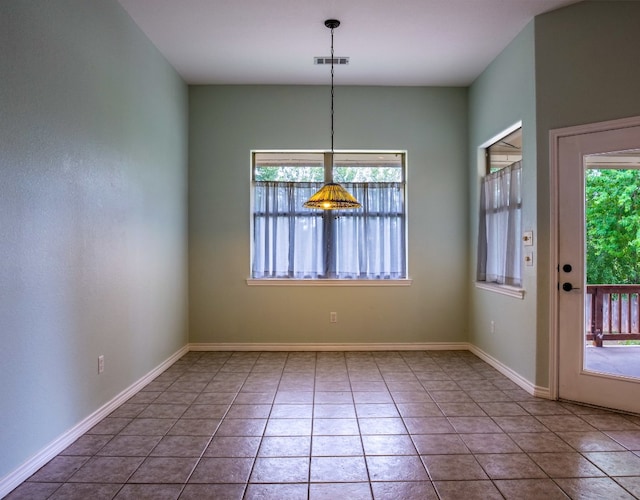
[330,312,337,323]
[98,355,104,374]
[490,321,495,334]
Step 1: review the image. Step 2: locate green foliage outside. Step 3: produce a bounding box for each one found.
[586,169,640,284]
[254,166,324,182]
[334,165,401,183]
[255,165,402,183]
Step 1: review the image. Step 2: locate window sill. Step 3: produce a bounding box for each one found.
[475,281,525,299]
[247,278,413,287]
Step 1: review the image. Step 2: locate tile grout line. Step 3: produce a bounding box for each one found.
[13,350,640,500]
[179,351,251,498]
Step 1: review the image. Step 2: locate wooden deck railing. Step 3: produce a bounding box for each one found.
[586,285,640,346]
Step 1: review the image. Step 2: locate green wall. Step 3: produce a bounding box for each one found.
[534,0,640,387]
[468,23,539,385]
[0,0,188,479]
[468,0,640,390]
[189,86,469,345]
[5,0,640,488]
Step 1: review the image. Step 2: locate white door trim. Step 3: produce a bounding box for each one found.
[549,115,640,401]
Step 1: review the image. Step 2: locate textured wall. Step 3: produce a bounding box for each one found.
[0,0,188,479]
[467,1,640,390]
[188,85,469,345]
[467,23,539,385]
[534,1,640,387]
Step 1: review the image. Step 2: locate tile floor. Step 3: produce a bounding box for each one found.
[7,350,640,499]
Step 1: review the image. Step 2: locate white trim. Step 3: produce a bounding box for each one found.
[189,342,469,352]
[474,281,525,299]
[548,115,640,403]
[549,125,561,400]
[549,115,640,139]
[1,340,553,497]
[0,345,189,499]
[246,279,412,287]
[193,342,550,398]
[468,344,551,399]
[251,149,408,155]
[475,121,524,294]
[480,121,523,150]
[191,342,553,401]
[250,148,410,286]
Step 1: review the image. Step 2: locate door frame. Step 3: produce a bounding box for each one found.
[549,115,640,401]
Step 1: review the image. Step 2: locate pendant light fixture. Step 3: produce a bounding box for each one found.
[304,19,361,210]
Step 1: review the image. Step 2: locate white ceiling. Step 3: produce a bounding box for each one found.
[118,0,582,86]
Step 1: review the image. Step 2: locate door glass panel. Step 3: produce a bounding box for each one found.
[584,150,640,380]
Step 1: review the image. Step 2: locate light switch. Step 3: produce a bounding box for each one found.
[523,231,533,246]
[525,251,534,266]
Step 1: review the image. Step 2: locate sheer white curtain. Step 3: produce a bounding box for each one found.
[253,182,324,278]
[477,161,522,286]
[252,181,405,279]
[334,182,405,278]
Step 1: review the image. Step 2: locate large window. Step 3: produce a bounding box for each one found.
[477,128,523,288]
[251,151,406,280]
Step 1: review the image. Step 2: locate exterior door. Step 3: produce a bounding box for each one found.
[557,121,640,414]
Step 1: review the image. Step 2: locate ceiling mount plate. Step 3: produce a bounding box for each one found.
[324,19,340,29]
[314,57,349,65]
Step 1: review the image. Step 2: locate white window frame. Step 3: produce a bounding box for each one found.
[248,150,412,286]
[475,123,525,299]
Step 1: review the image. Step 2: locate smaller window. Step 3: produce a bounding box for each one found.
[477,128,523,287]
[486,128,522,174]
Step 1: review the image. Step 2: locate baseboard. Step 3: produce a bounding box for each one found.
[467,344,551,399]
[192,342,550,398]
[189,342,471,352]
[0,344,189,499]
[2,340,550,498]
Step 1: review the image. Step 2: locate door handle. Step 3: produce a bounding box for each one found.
[562,282,580,292]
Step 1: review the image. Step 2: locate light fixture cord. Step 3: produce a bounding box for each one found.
[330,25,335,156]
